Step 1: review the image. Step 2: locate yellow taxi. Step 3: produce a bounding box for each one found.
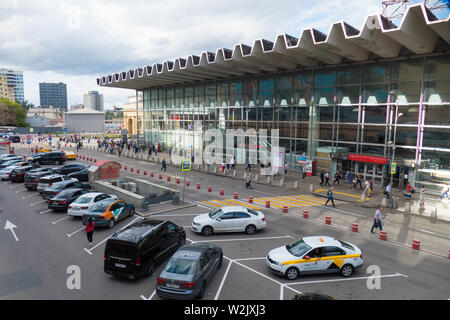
[38,146,52,153]
[64,151,77,160]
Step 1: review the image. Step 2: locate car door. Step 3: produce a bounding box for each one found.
[201,249,216,282]
[214,212,235,232]
[110,201,127,222]
[159,222,180,258]
[320,246,347,273]
[300,247,325,273]
[232,211,252,232]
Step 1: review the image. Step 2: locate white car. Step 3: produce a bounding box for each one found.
[67,192,118,217]
[266,236,363,280]
[191,206,266,236]
[0,154,18,161]
[0,164,21,180]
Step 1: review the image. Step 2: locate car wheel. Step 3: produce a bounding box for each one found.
[108,219,115,229]
[144,261,155,278]
[129,208,135,217]
[285,267,299,280]
[201,226,213,236]
[340,264,354,277]
[245,224,257,235]
[217,254,223,269]
[197,281,206,299]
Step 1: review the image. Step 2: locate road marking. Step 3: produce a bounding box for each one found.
[30,200,47,206]
[152,213,201,217]
[39,209,52,215]
[140,290,156,300]
[15,189,28,194]
[193,235,293,243]
[9,185,22,189]
[197,203,213,210]
[286,272,408,286]
[67,226,85,237]
[418,229,436,235]
[222,199,262,210]
[233,257,266,261]
[22,194,39,199]
[52,216,70,224]
[4,220,19,242]
[214,260,233,300]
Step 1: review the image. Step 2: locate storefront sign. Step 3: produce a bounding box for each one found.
[349,154,387,165]
[297,156,307,165]
[391,163,397,174]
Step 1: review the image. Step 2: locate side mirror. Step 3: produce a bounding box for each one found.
[304,256,310,260]
[216,218,221,221]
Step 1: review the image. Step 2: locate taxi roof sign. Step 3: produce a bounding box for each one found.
[181,159,191,172]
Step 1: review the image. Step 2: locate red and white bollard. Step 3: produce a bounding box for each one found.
[248,196,253,203]
[124,166,127,171]
[167,175,171,182]
[219,189,224,196]
[352,223,359,232]
[186,180,190,187]
[150,172,154,177]
[283,206,288,213]
[158,174,162,180]
[130,168,134,173]
[196,183,200,190]
[208,186,212,192]
[136,169,140,174]
[94,159,97,162]
[380,230,387,241]
[233,192,238,199]
[143,170,147,176]
[265,200,270,208]
[325,216,331,225]
[176,178,180,185]
[303,210,309,219]
[412,239,421,250]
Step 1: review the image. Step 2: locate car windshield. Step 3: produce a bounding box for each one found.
[90,202,110,213]
[164,257,197,275]
[338,240,355,251]
[247,209,259,216]
[208,209,223,219]
[74,196,93,204]
[286,239,312,257]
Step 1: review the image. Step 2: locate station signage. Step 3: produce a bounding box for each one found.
[349,154,387,165]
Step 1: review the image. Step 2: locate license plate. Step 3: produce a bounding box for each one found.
[166,283,180,289]
[115,263,126,268]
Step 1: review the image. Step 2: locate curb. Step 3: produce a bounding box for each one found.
[136,202,197,217]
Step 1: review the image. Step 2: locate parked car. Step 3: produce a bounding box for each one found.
[156,243,223,300]
[104,219,186,280]
[42,178,90,200]
[29,151,66,165]
[9,135,20,143]
[266,236,364,280]
[53,163,87,175]
[64,151,77,160]
[37,174,73,194]
[48,188,90,211]
[67,192,118,217]
[82,200,135,228]
[191,206,266,236]
[67,167,89,182]
[0,154,20,161]
[37,146,52,153]
[9,164,41,182]
[0,162,31,179]
[24,168,55,190]
[0,157,23,167]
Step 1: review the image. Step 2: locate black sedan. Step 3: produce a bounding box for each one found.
[68,167,89,182]
[10,164,41,182]
[156,244,223,300]
[48,188,90,211]
[24,168,54,190]
[53,163,88,175]
[42,179,90,200]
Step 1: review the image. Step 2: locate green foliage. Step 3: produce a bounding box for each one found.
[0,98,29,127]
[105,110,123,120]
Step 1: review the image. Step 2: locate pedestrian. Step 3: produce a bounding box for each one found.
[245,159,251,172]
[320,171,324,187]
[231,157,235,170]
[356,173,363,190]
[284,162,288,175]
[440,184,449,200]
[118,147,122,158]
[161,158,167,171]
[419,185,426,208]
[221,161,226,173]
[246,172,253,189]
[345,170,351,184]
[148,146,152,159]
[324,186,335,207]
[384,183,392,199]
[85,217,95,247]
[404,182,414,200]
[370,207,383,234]
[364,179,371,197]
[333,172,340,185]
[369,179,374,193]
[301,165,306,179]
[324,171,331,186]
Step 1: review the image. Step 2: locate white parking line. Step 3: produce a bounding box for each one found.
[30,200,47,206]
[15,189,28,194]
[214,259,233,300]
[152,213,201,217]
[285,272,408,286]
[193,235,293,243]
[140,290,156,300]
[9,185,22,189]
[67,226,85,237]
[39,209,52,215]
[52,216,70,224]
[22,194,39,200]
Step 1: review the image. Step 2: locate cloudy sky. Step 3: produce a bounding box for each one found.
[0,0,441,109]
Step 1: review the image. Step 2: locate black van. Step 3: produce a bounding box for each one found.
[30,152,66,165]
[104,219,186,280]
[10,136,20,143]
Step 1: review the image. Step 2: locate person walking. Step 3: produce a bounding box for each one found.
[384,183,392,199]
[85,217,95,247]
[370,207,383,234]
[148,146,152,159]
[345,170,351,184]
[440,184,449,200]
[320,171,324,187]
[356,173,363,190]
[161,158,167,171]
[419,185,426,208]
[364,179,371,197]
[324,171,331,187]
[324,186,335,207]
[221,161,226,173]
[231,157,235,170]
[301,165,306,179]
[333,172,340,185]
[246,172,253,190]
[245,159,251,172]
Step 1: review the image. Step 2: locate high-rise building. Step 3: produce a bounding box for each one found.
[39,82,68,111]
[0,75,16,102]
[0,68,24,103]
[84,90,104,111]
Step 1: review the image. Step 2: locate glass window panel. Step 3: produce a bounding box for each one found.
[424,79,450,103]
[294,123,308,139]
[276,75,293,105]
[394,147,416,160]
[294,106,310,121]
[391,58,423,82]
[362,83,388,104]
[364,105,387,124]
[158,88,166,108]
[243,79,258,106]
[143,89,150,101]
[314,87,334,105]
[336,65,361,85]
[336,85,359,104]
[391,81,421,104]
[337,142,356,153]
[259,78,274,106]
[294,71,313,105]
[246,107,257,121]
[425,104,450,125]
[231,107,242,121]
[276,106,291,122]
[260,105,273,121]
[337,124,358,142]
[395,126,418,146]
[361,144,384,156]
[293,139,308,155]
[217,82,229,106]
[362,62,390,83]
[422,128,450,149]
[318,124,333,140]
[314,69,335,87]
[336,106,359,123]
[316,106,334,122]
[194,85,204,105]
[397,105,419,125]
[362,125,385,144]
[425,55,450,81]
[277,122,291,138]
[167,87,175,108]
[230,80,242,105]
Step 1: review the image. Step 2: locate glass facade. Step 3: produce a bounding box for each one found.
[139,54,450,193]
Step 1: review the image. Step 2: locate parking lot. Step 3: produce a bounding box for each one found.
[1,153,449,301]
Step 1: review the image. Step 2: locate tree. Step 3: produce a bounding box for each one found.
[20,100,34,112]
[0,99,29,127]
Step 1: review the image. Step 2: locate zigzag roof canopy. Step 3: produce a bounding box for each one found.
[97,3,450,90]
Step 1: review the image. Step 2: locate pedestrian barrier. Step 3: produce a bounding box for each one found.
[130,168,134,172]
[412,239,421,250]
[352,223,358,232]
[248,196,253,203]
[220,189,224,196]
[233,192,238,199]
[124,166,127,171]
[196,183,200,190]
[303,210,309,219]
[265,200,270,208]
[186,180,190,187]
[167,176,171,182]
[158,174,162,180]
[150,172,154,177]
[380,230,387,241]
[283,206,288,213]
[136,169,140,174]
[143,170,147,176]
[325,216,331,225]
[208,186,212,192]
